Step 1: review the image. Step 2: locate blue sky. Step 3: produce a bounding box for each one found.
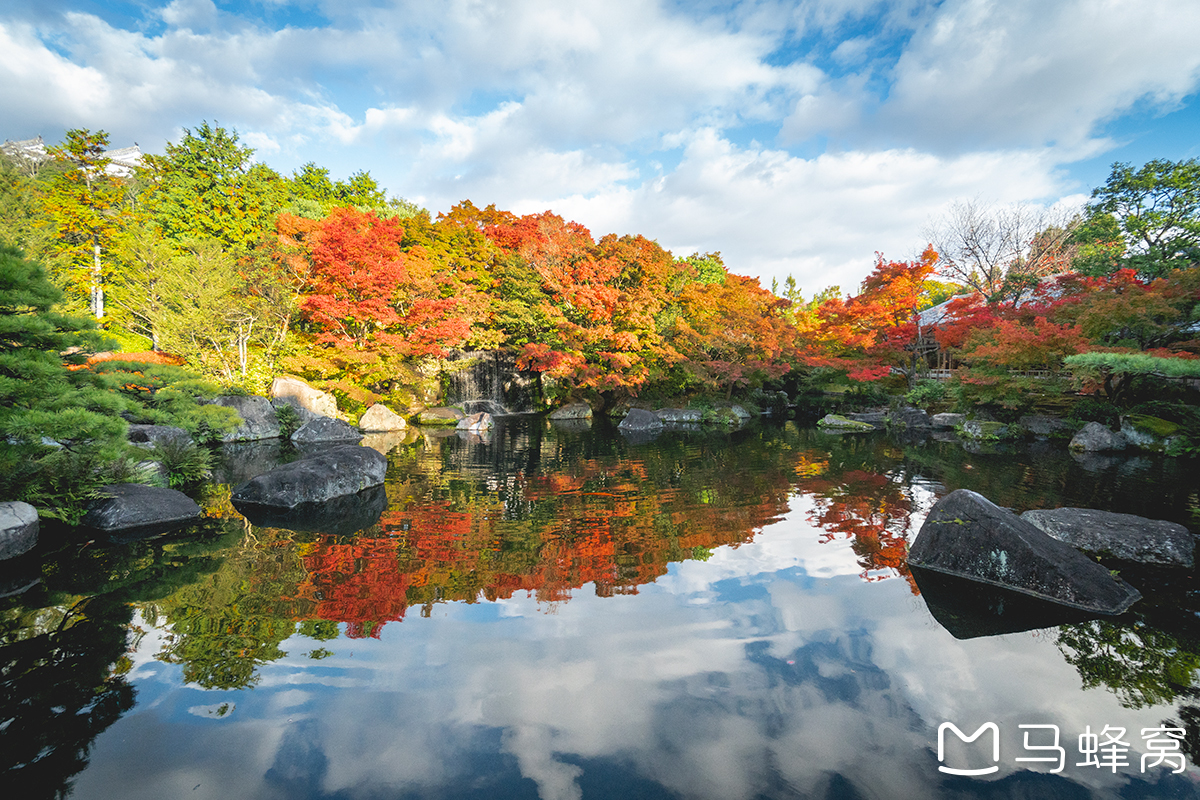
[2,0,1199,293]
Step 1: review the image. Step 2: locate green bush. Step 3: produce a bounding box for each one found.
[904,379,948,409]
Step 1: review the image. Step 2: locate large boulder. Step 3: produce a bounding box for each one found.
[888,406,931,429]
[931,412,965,430]
[234,485,388,536]
[1021,508,1196,569]
[456,412,494,432]
[231,445,388,509]
[418,407,466,426]
[358,403,407,432]
[211,396,281,442]
[0,502,38,559]
[1068,422,1127,452]
[127,424,191,447]
[618,408,664,432]
[817,414,875,432]
[270,376,340,419]
[81,484,202,533]
[907,489,1141,615]
[291,417,363,444]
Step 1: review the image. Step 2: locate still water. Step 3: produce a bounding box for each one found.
[5,419,1200,799]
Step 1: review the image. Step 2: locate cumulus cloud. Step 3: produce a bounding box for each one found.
[2,0,1199,290]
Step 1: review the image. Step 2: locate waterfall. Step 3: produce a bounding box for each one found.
[442,350,538,415]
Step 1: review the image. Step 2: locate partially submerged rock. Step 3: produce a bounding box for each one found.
[907,489,1141,615]
[211,396,281,442]
[231,445,388,510]
[1121,415,1180,453]
[845,410,887,429]
[234,485,388,536]
[0,501,38,559]
[82,484,202,534]
[418,407,466,426]
[291,417,363,444]
[1021,508,1196,569]
[888,406,931,429]
[1018,414,1074,438]
[618,408,664,432]
[456,412,494,432]
[817,414,875,432]
[931,413,965,430]
[1068,422,1127,452]
[549,402,593,421]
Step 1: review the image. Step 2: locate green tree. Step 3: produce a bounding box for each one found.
[41,129,127,318]
[140,122,286,256]
[1087,158,1200,278]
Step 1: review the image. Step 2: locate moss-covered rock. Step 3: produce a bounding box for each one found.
[1120,415,1181,453]
[961,420,1021,441]
[817,414,876,432]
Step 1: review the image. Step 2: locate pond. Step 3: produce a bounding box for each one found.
[5,418,1200,799]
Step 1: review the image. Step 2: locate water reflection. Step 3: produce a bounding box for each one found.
[4,420,1200,798]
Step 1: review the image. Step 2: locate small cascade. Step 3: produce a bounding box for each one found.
[442,350,538,415]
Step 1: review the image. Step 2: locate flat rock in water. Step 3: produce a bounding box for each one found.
[292,417,363,444]
[82,484,202,533]
[235,485,388,536]
[419,407,466,426]
[232,445,388,510]
[887,406,930,429]
[817,414,875,432]
[1018,414,1074,437]
[212,396,281,442]
[1021,508,1196,569]
[907,489,1141,615]
[845,411,887,429]
[618,408,664,431]
[0,501,38,559]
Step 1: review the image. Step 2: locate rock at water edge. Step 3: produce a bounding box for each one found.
[907,489,1140,614]
[1021,508,1196,569]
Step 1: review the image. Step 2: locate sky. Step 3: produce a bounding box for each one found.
[2,0,1200,295]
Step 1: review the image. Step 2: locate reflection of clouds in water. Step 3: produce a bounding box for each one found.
[72,512,1199,799]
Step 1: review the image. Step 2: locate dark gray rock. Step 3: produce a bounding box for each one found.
[618,408,664,432]
[212,395,282,442]
[235,485,388,536]
[0,501,38,559]
[231,445,388,509]
[127,424,191,447]
[888,406,931,429]
[845,411,887,429]
[931,413,965,430]
[1018,414,1074,438]
[907,489,1141,614]
[549,403,593,420]
[1021,508,1196,569]
[291,417,364,444]
[82,484,202,533]
[1069,422,1127,452]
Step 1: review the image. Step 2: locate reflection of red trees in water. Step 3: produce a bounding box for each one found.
[795,461,920,593]
[284,453,794,637]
